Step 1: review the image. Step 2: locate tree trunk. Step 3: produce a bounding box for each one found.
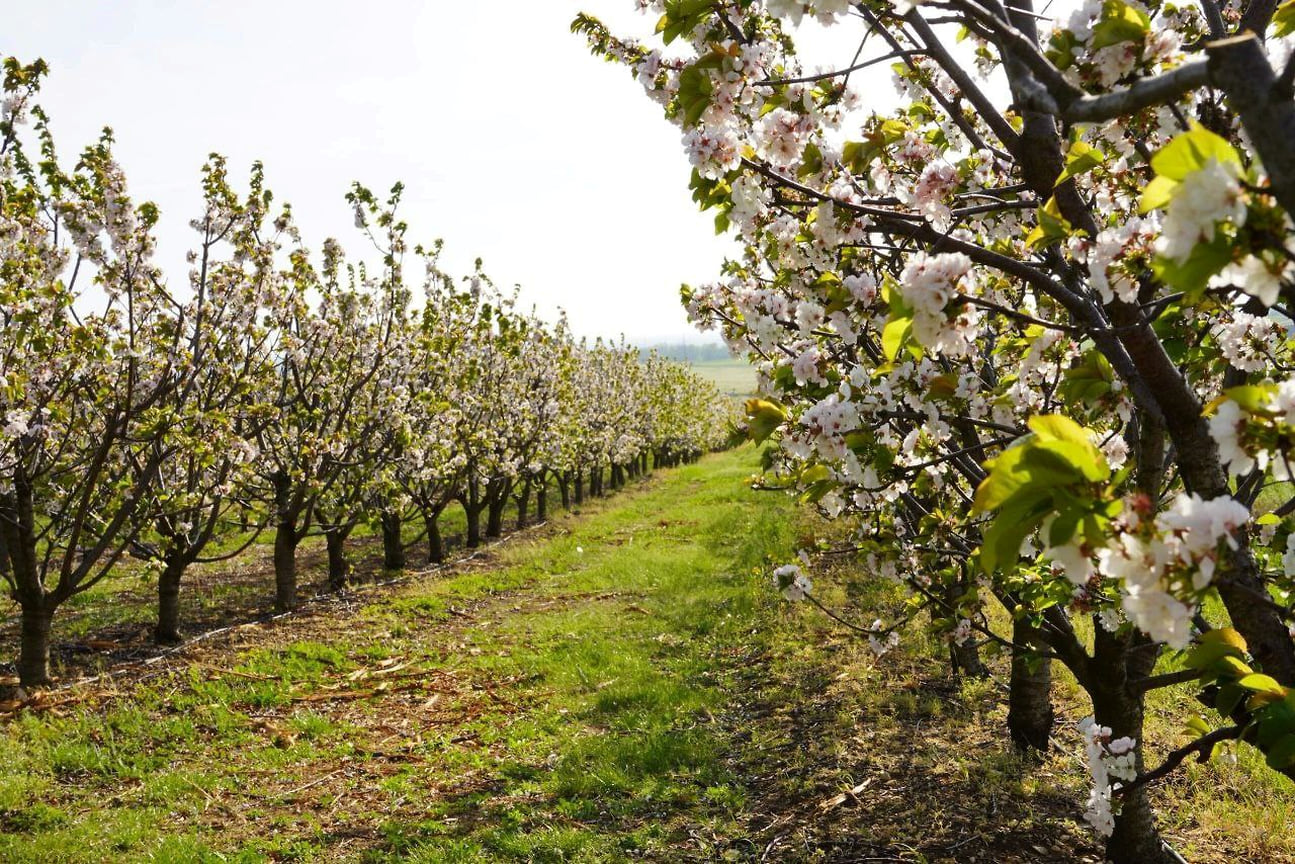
[273,519,298,612]
[326,530,350,591]
[486,481,509,539]
[381,511,405,571]
[574,470,584,505]
[426,509,444,564]
[559,473,571,509]
[155,559,186,645]
[1007,620,1054,752]
[17,604,53,689]
[536,483,548,521]
[1091,629,1171,864]
[949,633,986,679]
[945,578,986,679]
[464,478,482,549]
[516,479,532,530]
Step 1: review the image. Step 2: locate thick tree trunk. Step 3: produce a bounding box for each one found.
[381,511,405,571]
[559,473,571,509]
[273,519,298,612]
[573,470,584,505]
[427,510,448,564]
[536,483,548,521]
[1007,620,1054,752]
[325,530,350,591]
[17,604,53,689]
[155,559,186,645]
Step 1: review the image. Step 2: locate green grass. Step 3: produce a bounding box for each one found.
[0,449,799,862]
[0,448,1288,862]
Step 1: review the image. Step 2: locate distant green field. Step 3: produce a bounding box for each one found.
[689,358,757,398]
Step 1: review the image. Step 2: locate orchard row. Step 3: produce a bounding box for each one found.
[0,57,732,691]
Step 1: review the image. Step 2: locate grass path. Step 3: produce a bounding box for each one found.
[1,448,1288,863]
[0,449,801,862]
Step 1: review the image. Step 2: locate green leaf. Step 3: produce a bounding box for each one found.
[974,445,1032,512]
[1090,0,1150,50]
[1218,654,1254,679]
[1150,123,1242,181]
[1266,734,1295,770]
[801,464,831,484]
[1025,196,1074,249]
[745,398,786,444]
[1055,140,1106,187]
[1138,175,1179,213]
[1222,384,1274,415]
[1216,682,1246,716]
[1028,415,1109,481]
[801,479,838,504]
[1239,673,1287,696]
[798,142,824,178]
[1201,627,1249,653]
[676,64,714,127]
[1152,231,1234,301]
[980,491,1054,573]
[1276,0,1295,37]
[1048,508,1082,547]
[882,316,913,362]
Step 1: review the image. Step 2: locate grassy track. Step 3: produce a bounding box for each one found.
[0,448,1290,862]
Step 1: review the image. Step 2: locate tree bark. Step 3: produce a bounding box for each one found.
[155,559,186,645]
[574,470,584,505]
[516,479,532,530]
[273,518,298,612]
[325,529,350,591]
[1007,620,1054,752]
[381,511,405,571]
[945,577,987,679]
[559,473,571,509]
[486,481,509,539]
[536,483,548,521]
[17,604,53,689]
[1092,629,1172,864]
[463,478,482,548]
[426,510,444,564]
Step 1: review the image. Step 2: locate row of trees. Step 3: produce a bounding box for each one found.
[0,56,731,691]
[580,0,1295,861]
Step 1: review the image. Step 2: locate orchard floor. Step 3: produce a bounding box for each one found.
[0,448,1288,862]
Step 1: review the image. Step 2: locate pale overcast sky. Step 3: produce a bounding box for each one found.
[6,1,749,344]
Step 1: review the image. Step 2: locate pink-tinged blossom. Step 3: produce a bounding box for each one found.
[900,252,977,357]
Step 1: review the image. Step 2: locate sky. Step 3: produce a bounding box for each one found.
[5,1,757,345]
